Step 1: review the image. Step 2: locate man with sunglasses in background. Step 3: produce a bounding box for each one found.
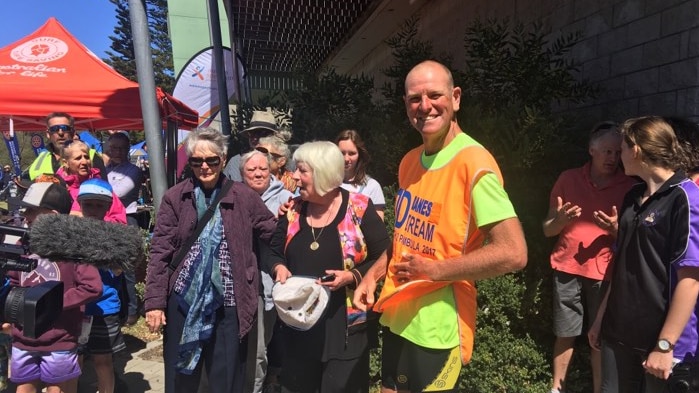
[222,110,292,182]
[542,121,637,393]
[26,112,106,181]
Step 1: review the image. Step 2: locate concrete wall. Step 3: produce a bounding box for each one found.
[343,0,699,122]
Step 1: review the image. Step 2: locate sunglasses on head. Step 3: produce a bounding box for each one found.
[590,122,619,137]
[255,146,283,160]
[188,156,221,168]
[48,124,74,134]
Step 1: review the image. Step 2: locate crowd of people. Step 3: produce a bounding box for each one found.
[0,58,698,393]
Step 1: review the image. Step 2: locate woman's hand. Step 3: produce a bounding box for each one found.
[317,269,353,291]
[145,309,166,333]
[274,264,292,284]
[643,350,674,380]
[277,197,294,218]
[587,313,602,351]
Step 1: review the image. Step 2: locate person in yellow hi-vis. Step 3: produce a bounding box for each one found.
[26,112,105,181]
[353,60,528,393]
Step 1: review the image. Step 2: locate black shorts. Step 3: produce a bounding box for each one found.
[86,314,126,355]
[381,327,462,392]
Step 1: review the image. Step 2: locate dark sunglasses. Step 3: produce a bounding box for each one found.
[255,146,283,160]
[188,156,221,168]
[48,124,74,134]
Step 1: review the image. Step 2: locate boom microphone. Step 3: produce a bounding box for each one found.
[29,214,144,271]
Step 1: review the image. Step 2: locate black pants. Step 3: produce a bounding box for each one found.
[164,295,247,393]
[280,350,369,393]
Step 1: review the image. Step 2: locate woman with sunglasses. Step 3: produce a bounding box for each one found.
[335,129,386,220]
[258,136,297,193]
[144,128,277,393]
[266,141,389,393]
[56,140,126,224]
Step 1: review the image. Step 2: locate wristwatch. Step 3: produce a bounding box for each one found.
[657,338,675,353]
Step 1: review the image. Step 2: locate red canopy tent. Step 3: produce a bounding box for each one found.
[0,17,198,131]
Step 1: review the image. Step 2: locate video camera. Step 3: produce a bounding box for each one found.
[0,223,62,339]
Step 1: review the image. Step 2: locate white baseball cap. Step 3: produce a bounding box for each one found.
[272,276,330,331]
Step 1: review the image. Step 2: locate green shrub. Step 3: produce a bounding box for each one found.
[261,15,598,392]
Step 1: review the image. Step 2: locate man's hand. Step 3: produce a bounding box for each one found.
[145,309,166,333]
[392,252,434,283]
[555,196,582,222]
[593,206,619,236]
[543,196,581,237]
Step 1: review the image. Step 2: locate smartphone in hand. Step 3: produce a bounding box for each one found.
[319,273,336,282]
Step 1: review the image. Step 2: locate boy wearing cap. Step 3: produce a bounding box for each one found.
[9,182,102,393]
[77,179,126,393]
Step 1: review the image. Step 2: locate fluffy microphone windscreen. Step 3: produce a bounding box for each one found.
[29,214,144,271]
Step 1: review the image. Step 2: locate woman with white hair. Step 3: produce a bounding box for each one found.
[239,149,292,393]
[145,128,277,393]
[265,141,389,393]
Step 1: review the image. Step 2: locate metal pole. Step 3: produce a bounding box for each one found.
[128,0,167,213]
[222,0,244,156]
[207,0,232,139]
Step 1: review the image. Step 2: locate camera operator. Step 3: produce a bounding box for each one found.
[8,182,102,393]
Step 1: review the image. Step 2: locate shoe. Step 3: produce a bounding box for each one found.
[125,315,139,326]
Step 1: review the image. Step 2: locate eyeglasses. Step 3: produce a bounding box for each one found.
[188,156,221,168]
[48,124,74,134]
[255,147,283,160]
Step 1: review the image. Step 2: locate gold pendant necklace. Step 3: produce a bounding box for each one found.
[310,227,322,250]
[309,198,337,251]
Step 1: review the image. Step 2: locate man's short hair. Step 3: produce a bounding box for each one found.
[45,112,75,128]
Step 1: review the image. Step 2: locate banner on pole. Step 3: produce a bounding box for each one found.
[30,133,46,156]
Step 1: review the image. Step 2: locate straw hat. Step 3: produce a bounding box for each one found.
[242,111,278,134]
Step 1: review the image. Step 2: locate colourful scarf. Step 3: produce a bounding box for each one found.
[173,186,224,374]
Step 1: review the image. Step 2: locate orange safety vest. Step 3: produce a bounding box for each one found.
[375,143,505,365]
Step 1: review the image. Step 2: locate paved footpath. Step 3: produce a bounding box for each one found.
[5,336,165,393]
[80,337,165,393]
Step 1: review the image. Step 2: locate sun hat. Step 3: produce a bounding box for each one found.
[272,276,331,331]
[242,111,278,134]
[20,182,72,214]
[77,178,113,204]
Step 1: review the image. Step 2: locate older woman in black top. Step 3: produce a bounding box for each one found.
[266,141,389,393]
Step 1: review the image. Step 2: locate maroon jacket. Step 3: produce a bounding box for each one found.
[10,259,102,351]
[144,178,276,337]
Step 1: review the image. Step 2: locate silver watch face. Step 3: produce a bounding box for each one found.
[658,339,671,351]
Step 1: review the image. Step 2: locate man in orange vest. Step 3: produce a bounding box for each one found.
[353,60,528,392]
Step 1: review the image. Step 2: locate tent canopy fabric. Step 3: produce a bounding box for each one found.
[0,17,198,131]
